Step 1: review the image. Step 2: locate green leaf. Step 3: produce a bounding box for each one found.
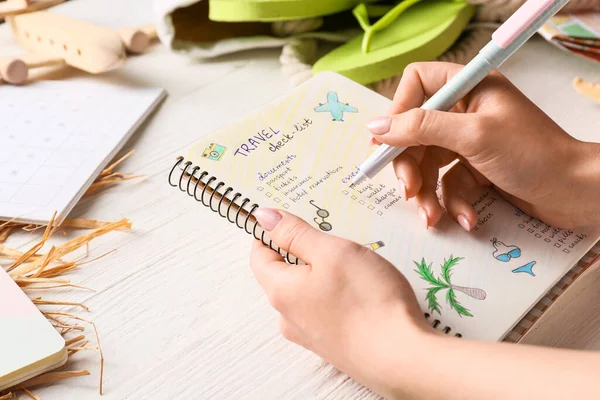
[441,255,464,286]
[446,288,473,318]
[426,287,444,315]
[413,258,448,288]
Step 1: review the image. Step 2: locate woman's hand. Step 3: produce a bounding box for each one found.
[250,208,437,399]
[249,207,600,400]
[367,62,600,231]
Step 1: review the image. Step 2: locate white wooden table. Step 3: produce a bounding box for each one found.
[2,0,600,398]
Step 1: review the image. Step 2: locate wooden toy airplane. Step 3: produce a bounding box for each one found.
[0,0,159,85]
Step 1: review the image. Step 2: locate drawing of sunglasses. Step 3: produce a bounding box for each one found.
[201,143,227,161]
[310,200,332,231]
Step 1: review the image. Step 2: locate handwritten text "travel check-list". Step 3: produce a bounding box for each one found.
[233,118,313,158]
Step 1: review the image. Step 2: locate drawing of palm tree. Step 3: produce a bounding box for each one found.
[414,256,487,318]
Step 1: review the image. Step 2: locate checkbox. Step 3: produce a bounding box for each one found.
[283,203,289,209]
[368,205,374,210]
[342,190,349,195]
[527,228,534,233]
[545,238,551,243]
[266,192,272,197]
[377,211,383,216]
[351,195,357,200]
[359,200,365,205]
[535,233,541,238]
[554,243,561,248]
[563,248,570,254]
[257,186,264,191]
[274,197,281,203]
[518,224,525,229]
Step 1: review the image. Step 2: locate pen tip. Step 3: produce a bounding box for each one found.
[350,171,367,186]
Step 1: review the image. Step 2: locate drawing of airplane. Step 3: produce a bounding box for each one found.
[0,0,158,85]
[314,91,358,122]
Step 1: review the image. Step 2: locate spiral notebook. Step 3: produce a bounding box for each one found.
[168,71,600,341]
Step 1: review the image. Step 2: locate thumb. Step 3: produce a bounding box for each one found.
[367,108,482,155]
[253,208,332,264]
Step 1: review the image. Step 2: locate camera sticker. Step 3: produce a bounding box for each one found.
[201,143,227,161]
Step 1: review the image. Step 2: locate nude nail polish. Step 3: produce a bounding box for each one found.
[367,117,392,135]
[418,207,429,229]
[458,214,471,232]
[254,208,282,231]
[398,179,408,201]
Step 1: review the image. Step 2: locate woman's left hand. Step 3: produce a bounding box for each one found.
[249,208,437,398]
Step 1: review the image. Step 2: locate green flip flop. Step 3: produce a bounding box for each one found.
[312,0,476,84]
[208,0,382,22]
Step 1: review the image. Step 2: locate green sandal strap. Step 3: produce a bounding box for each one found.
[353,0,425,53]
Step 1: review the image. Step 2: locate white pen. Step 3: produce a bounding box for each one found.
[351,0,570,186]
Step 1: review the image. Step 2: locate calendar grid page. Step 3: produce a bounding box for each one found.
[0,80,165,224]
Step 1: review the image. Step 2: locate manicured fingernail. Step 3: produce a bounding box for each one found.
[367,117,392,135]
[254,208,282,231]
[458,214,471,232]
[398,178,408,201]
[418,207,429,229]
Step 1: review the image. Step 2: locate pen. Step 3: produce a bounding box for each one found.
[350,0,570,186]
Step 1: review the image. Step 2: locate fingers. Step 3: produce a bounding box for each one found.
[279,316,308,349]
[253,208,334,264]
[388,62,466,115]
[250,239,308,311]
[440,162,479,232]
[392,146,425,200]
[368,108,482,156]
[414,149,444,228]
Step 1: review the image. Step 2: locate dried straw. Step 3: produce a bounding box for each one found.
[99,149,135,178]
[32,299,89,312]
[84,173,145,196]
[11,371,91,390]
[61,218,132,230]
[9,218,131,278]
[573,76,600,103]
[0,225,17,243]
[21,389,41,400]
[84,150,145,197]
[0,150,139,399]
[0,149,138,245]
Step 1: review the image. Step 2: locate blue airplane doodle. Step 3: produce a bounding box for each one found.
[314,91,358,121]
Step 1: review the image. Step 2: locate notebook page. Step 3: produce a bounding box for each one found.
[183,72,600,341]
[0,268,66,391]
[0,81,165,225]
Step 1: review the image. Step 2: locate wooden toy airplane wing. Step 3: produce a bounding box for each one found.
[0,0,64,16]
[0,0,158,85]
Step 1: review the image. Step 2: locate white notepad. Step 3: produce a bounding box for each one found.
[0,267,67,392]
[0,80,166,224]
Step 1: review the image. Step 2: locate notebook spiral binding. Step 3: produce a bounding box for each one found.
[424,313,462,338]
[168,156,300,265]
[168,156,461,337]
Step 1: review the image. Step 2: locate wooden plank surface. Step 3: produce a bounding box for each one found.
[1,0,599,398]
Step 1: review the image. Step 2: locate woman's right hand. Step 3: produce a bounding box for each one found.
[366,62,600,231]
